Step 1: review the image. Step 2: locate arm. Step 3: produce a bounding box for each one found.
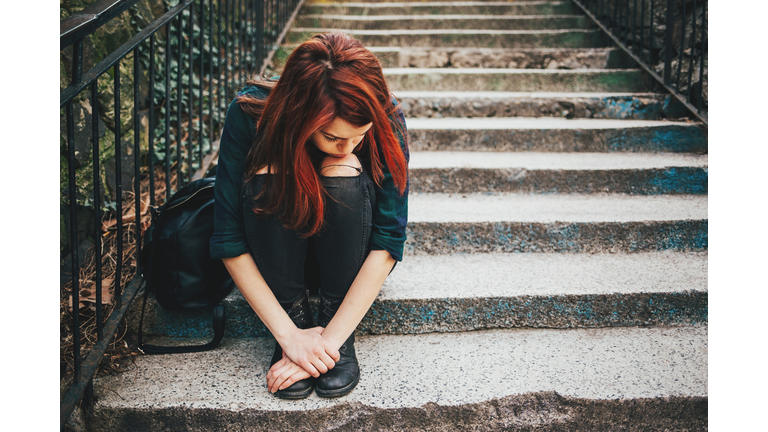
[223,253,339,377]
[321,250,394,347]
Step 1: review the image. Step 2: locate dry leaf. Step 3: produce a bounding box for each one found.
[101,199,150,232]
[79,278,113,305]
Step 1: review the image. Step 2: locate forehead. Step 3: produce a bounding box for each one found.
[321,117,372,138]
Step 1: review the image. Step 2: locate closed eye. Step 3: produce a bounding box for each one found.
[323,134,340,142]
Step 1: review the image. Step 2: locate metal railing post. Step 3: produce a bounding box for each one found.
[663,0,674,85]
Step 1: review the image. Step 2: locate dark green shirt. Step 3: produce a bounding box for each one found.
[210,84,410,261]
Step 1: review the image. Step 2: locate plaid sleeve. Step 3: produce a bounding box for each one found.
[369,96,410,261]
[210,89,261,260]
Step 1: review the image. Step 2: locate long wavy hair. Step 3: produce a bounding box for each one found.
[236,32,408,237]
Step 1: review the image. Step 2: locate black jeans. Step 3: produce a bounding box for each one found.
[242,170,376,305]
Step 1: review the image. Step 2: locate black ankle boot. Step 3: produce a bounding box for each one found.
[315,296,360,398]
[271,291,315,399]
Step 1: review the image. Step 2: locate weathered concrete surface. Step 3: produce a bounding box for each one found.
[385,67,648,92]
[90,327,707,431]
[396,91,677,119]
[301,2,581,16]
[407,191,707,218]
[406,193,707,253]
[409,151,708,169]
[295,15,594,30]
[277,47,635,69]
[287,29,609,49]
[136,251,707,337]
[410,166,708,194]
[408,152,708,193]
[406,117,707,153]
[406,219,707,254]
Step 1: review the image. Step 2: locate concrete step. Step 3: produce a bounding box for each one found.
[375,46,635,69]
[286,29,609,49]
[294,14,595,30]
[409,151,708,194]
[384,68,648,92]
[307,0,571,3]
[136,251,706,338]
[405,117,707,153]
[406,193,707,254]
[395,91,678,119]
[271,46,636,70]
[90,326,708,431]
[301,2,581,16]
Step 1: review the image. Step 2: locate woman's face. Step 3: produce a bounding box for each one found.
[310,117,373,158]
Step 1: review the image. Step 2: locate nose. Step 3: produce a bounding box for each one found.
[339,139,357,153]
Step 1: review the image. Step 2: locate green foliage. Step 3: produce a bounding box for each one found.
[62,0,275,229]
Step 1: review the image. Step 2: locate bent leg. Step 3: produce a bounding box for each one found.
[313,154,375,302]
[242,175,308,304]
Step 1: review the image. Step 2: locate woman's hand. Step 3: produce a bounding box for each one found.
[223,254,339,377]
[278,326,339,378]
[266,354,313,393]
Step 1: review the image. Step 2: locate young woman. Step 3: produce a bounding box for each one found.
[210,32,409,399]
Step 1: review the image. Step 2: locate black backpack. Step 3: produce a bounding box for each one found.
[138,176,235,354]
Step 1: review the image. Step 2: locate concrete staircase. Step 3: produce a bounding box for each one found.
[91,1,707,430]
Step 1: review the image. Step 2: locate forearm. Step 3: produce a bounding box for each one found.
[222,253,297,342]
[322,249,395,348]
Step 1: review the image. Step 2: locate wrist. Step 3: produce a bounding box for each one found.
[271,319,300,345]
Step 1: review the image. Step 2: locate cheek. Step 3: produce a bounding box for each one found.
[310,134,327,151]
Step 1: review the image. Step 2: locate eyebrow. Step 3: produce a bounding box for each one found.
[321,125,372,140]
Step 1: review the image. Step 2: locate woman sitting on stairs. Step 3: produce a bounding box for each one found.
[210,32,410,399]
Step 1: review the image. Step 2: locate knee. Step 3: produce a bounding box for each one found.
[320,154,361,177]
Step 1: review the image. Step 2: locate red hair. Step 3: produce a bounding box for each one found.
[237,32,408,236]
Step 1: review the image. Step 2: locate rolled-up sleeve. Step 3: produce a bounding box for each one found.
[210,91,260,259]
[369,96,410,262]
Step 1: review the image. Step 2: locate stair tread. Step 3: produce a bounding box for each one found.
[408,193,707,223]
[409,151,708,169]
[95,326,707,411]
[292,28,600,35]
[406,116,696,129]
[311,1,573,6]
[302,14,586,19]
[395,90,660,97]
[344,47,618,52]
[207,251,707,302]
[387,67,639,74]
[383,251,706,299]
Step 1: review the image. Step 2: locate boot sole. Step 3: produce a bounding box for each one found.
[275,384,314,400]
[315,373,360,399]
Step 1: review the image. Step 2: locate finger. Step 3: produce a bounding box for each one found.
[279,370,311,390]
[325,344,341,362]
[318,351,336,371]
[270,367,290,393]
[298,360,320,378]
[267,359,289,384]
[268,362,295,391]
[312,358,329,374]
[274,365,303,392]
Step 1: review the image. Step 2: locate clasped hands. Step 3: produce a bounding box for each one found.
[266,327,339,393]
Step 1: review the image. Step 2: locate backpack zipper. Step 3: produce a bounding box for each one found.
[158,183,215,214]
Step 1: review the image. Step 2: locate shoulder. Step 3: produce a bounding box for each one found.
[235,82,273,102]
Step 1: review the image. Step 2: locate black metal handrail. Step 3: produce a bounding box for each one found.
[59,0,305,428]
[573,0,707,124]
